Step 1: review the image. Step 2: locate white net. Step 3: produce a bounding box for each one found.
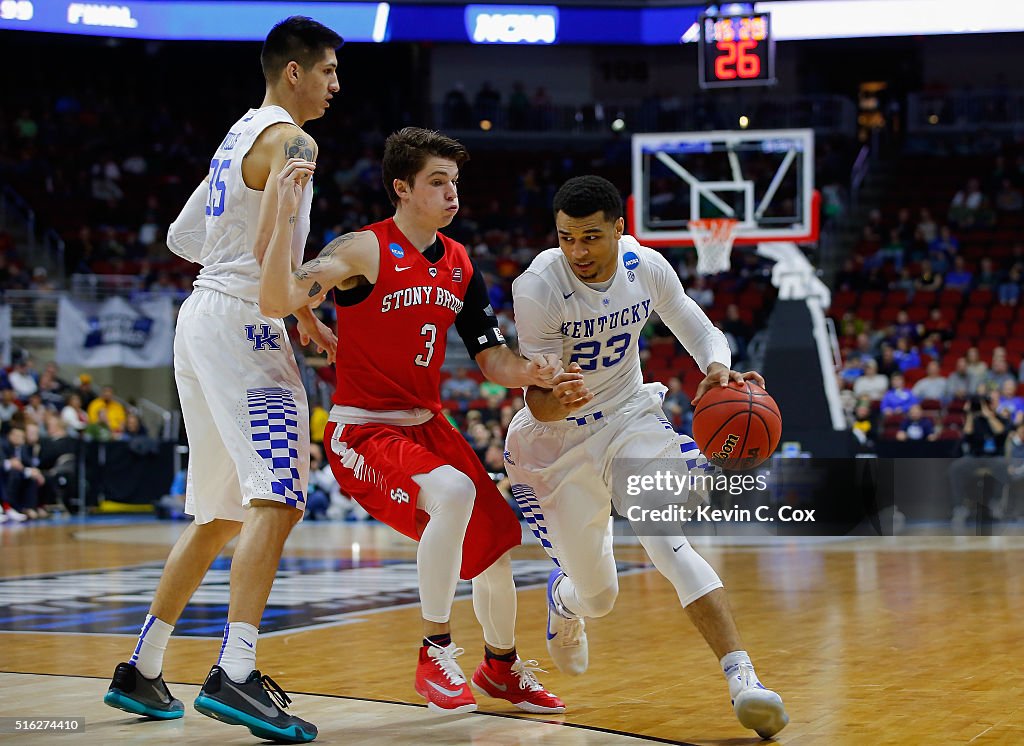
[690,218,739,275]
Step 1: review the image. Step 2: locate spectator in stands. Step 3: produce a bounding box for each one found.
[853,359,889,401]
[983,358,1016,393]
[944,256,973,292]
[974,258,1001,291]
[86,385,126,434]
[945,357,973,401]
[0,388,20,431]
[995,178,1023,213]
[474,81,501,124]
[877,344,900,377]
[921,332,945,359]
[881,373,918,415]
[915,259,943,292]
[685,275,714,309]
[835,258,862,292]
[893,337,921,372]
[2,426,44,521]
[8,358,38,399]
[662,376,693,435]
[998,265,1021,306]
[965,347,989,391]
[443,83,472,129]
[896,404,937,442]
[304,443,330,521]
[850,401,876,449]
[73,374,97,407]
[948,177,986,228]
[37,363,67,410]
[441,367,479,405]
[949,394,1011,525]
[60,392,88,436]
[839,355,866,385]
[877,228,905,270]
[916,208,938,244]
[21,393,47,429]
[996,379,1024,426]
[927,227,958,271]
[912,361,947,402]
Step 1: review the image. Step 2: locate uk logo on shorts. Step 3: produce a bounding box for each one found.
[245,324,281,351]
[389,242,405,258]
[623,251,640,271]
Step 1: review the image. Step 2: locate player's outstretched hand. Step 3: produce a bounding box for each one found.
[528,353,566,387]
[277,157,316,215]
[691,362,766,406]
[553,362,592,413]
[297,313,337,365]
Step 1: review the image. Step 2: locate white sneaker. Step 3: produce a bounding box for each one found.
[0,512,7,524]
[546,569,588,676]
[727,661,789,739]
[5,508,27,523]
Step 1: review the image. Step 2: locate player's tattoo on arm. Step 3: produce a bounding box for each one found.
[292,233,358,282]
[308,282,323,298]
[284,135,314,161]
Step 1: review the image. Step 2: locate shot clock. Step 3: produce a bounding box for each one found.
[698,11,775,89]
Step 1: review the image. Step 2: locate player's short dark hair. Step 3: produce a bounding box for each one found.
[261,16,343,82]
[552,175,623,223]
[382,127,470,207]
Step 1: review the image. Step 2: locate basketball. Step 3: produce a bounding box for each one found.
[691,381,781,470]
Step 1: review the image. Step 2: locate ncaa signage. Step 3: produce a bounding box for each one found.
[466,4,558,44]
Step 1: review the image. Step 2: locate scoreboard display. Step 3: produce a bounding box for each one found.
[698,12,775,89]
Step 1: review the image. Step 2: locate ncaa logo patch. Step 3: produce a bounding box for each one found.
[389,242,405,258]
[623,251,640,270]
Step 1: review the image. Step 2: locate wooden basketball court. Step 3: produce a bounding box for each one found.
[1,520,1022,744]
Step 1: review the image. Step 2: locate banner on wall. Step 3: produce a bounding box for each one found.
[56,296,173,368]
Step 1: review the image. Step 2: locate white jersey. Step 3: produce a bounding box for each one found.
[513,235,731,411]
[192,105,308,303]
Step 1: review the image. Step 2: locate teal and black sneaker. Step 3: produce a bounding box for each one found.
[103,662,184,719]
[193,666,316,744]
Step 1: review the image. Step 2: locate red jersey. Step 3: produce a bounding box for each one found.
[333,218,493,413]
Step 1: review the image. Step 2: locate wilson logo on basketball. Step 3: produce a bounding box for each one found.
[710,433,740,463]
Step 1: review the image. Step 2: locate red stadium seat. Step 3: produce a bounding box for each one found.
[962,306,987,322]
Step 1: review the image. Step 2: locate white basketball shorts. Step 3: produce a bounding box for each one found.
[503,383,711,567]
[175,288,310,524]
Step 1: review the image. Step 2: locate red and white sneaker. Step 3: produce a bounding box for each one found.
[472,657,566,714]
[414,643,477,714]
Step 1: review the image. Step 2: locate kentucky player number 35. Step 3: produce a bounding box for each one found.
[698,11,775,89]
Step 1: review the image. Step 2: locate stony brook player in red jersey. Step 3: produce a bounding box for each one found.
[259,128,584,714]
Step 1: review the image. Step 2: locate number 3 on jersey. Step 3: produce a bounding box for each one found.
[206,158,231,216]
[570,332,631,371]
[415,323,437,367]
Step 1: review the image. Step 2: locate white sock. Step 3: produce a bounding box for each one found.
[218,622,259,683]
[129,614,173,680]
[720,650,758,699]
[552,574,584,618]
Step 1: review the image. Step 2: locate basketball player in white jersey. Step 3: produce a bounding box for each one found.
[504,176,789,739]
[103,17,341,744]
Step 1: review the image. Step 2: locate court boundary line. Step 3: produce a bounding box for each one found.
[0,671,700,745]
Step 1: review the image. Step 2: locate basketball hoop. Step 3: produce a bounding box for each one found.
[689,218,738,275]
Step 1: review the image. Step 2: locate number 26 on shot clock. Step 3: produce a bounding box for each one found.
[698,11,775,89]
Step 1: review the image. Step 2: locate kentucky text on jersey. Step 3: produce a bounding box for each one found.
[560,299,653,338]
[380,285,465,314]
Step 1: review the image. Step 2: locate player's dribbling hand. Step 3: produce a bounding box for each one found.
[528,353,565,387]
[691,362,766,405]
[553,362,592,413]
[278,157,316,215]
